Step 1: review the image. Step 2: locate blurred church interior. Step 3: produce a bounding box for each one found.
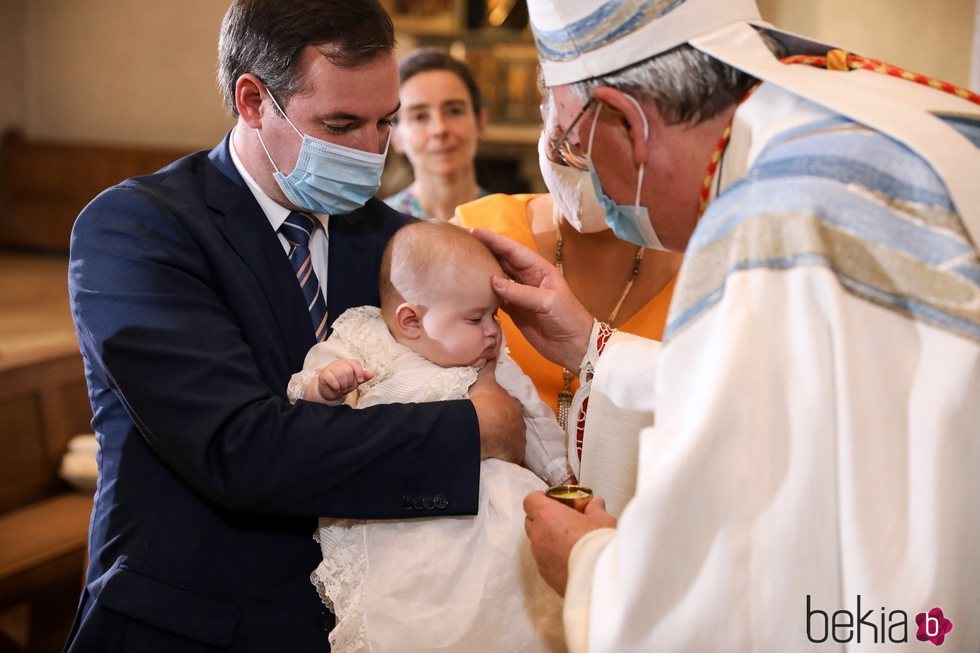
[0,0,976,650]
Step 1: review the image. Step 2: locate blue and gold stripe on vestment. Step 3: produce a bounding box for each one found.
[666,115,980,343]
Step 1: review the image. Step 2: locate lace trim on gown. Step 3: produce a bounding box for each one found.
[312,520,370,652]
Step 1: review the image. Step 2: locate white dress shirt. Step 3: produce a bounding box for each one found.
[229,128,330,292]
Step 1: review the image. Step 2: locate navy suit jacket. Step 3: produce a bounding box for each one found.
[65,134,481,652]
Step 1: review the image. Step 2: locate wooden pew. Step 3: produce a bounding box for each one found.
[0,130,191,253]
[0,343,94,652]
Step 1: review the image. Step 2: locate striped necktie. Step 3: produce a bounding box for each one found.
[280,212,329,341]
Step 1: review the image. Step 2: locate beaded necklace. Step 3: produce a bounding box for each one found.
[554,220,644,432]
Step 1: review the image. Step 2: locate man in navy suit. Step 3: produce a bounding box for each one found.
[64,1,524,650]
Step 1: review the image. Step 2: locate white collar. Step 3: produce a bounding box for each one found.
[228,127,328,232]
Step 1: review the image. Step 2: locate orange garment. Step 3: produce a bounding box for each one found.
[457,193,676,417]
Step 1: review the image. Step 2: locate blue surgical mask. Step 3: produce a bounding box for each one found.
[584,98,665,250]
[256,92,388,215]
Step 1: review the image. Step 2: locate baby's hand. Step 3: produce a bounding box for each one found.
[315,359,375,403]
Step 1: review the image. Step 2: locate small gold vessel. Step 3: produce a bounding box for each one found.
[546,484,594,512]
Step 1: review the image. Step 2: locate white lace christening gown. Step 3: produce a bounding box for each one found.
[288,306,568,653]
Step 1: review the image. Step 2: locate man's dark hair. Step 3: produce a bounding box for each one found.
[397,47,483,114]
[217,0,396,116]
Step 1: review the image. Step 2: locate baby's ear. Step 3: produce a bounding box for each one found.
[394,302,422,338]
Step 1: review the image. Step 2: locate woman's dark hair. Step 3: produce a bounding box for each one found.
[397,47,483,113]
[218,0,395,116]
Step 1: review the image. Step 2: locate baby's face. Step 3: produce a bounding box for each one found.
[413,259,502,368]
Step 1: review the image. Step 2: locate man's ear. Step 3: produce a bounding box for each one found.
[236,73,269,129]
[394,302,422,338]
[593,86,651,168]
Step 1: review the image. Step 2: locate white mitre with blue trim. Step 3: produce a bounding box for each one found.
[527,0,761,86]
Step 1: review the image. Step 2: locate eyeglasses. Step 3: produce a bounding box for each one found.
[548,97,596,170]
[546,128,590,170]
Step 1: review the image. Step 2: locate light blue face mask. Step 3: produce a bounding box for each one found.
[256,91,388,215]
[584,98,665,250]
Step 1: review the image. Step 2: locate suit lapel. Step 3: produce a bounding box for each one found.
[327,213,380,330]
[205,134,315,362]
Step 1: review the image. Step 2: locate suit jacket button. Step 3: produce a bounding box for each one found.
[318,610,334,632]
[422,495,434,509]
[434,494,448,509]
[402,495,414,510]
[413,496,424,510]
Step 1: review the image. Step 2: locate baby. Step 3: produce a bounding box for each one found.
[288,221,570,653]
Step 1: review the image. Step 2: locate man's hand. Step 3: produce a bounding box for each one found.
[470,357,525,462]
[312,359,374,404]
[523,491,618,595]
[471,228,593,373]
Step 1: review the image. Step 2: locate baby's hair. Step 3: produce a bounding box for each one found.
[379,221,501,309]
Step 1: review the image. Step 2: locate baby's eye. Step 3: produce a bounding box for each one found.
[466,317,482,324]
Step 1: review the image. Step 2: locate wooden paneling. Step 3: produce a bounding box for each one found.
[0,130,191,252]
[0,344,91,514]
[0,344,93,652]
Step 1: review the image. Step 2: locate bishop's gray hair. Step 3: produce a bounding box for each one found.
[569,30,785,125]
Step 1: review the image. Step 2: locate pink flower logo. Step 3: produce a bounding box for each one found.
[915,607,953,646]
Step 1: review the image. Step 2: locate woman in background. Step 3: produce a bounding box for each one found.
[384,47,491,221]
